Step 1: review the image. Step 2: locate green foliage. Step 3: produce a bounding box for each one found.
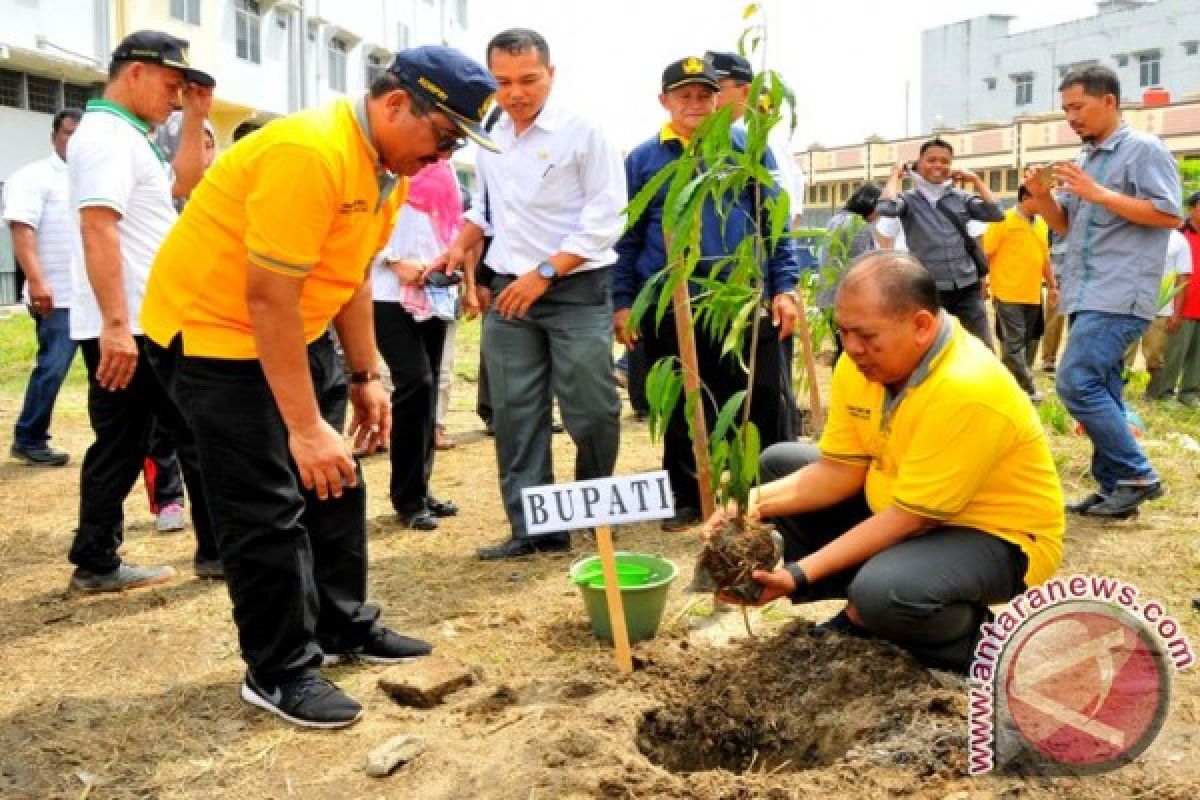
[626,4,793,518]
[1180,157,1200,199]
[1038,396,1072,436]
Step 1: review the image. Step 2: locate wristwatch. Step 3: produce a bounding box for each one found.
[535,260,558,281]
[349,370,381,384]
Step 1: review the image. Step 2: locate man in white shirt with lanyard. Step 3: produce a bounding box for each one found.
[4,108,82,467]
[433,28,627,560]
[65,31,218,591]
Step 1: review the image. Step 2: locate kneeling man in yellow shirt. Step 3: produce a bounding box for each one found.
[715,252,1064,673]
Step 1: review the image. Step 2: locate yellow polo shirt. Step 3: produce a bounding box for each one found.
[819,316,1064,586]
[141,97,406,358]
[982,208,1049,305]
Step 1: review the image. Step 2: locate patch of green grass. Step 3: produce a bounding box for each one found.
[0,312,87,395]
[1038,396,1072,435]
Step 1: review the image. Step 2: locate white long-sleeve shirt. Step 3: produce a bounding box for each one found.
[464,97,626,275]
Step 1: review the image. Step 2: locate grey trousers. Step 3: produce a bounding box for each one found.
[760,442,1027,673]
[993,300,1041,394]
[482,270,621,538]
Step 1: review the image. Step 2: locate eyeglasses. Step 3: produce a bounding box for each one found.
[429,117,467,154]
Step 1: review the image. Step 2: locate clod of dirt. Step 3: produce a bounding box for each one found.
[697,517,780,601]
[364,734,426,777]
[378,657,478,708]
[635,620,966,777]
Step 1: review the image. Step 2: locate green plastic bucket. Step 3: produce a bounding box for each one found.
[568,552,678,643]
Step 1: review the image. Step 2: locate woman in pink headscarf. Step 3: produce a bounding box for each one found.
[371,160,464,530]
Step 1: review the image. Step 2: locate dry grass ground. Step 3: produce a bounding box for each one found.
[0,310,1197,799]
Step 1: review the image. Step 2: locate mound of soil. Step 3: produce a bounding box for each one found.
[634,620,969,780]
[697,518,779,600]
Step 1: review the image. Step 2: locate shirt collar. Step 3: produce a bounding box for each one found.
[495,95,562,136]
[660,122,689,146]
[883,310,955,415]
[86,98,167,163]
[352,94,399,208]
[1088,122,1130,154]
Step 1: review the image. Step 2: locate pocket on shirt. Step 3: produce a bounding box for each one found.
[529,162,577,210]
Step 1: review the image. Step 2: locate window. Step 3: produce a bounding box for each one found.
[365,56,387,89]
[26,75,59,113]
[1138,50,1161,87]
[235,0,262,64]
[455,0,468,25]
[398,22,410,50]
[988,170,1002,192]
[1013,73,1033,107]
[0,69,21,108]
[1005,169,1019,192]
[328,39,348,92]
[984,77,996,91]
[1114,54,1129,67]
[818,184,829,204]
[169,0,201,25]
[1185,42,1199,57]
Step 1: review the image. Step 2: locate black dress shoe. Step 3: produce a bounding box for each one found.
[426,496,458,517]
[399,509,438,531]
[1086,482,1163,518]
[661,506,702,532]
[10,444,69,466]
[477,535,569,561]
[1065,492,1106,515]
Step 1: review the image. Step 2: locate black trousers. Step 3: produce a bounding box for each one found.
[143,419,184,512]
[373,302,447,514]
[70,337,217,573]
[147,333,380,684]
[641,312,796,509]
[993,300,1042,395]
[760,442,1027,673]
[940,283,994,348]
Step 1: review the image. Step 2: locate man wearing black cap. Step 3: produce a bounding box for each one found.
[141,45,499,729]
[65,31,219,593]
[614,57,800,530]
[431,28,627,560]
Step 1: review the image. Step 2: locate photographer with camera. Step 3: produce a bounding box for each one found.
[876,139,1005,346]
[373,160,464,530]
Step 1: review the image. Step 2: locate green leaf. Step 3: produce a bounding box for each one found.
[711,390,747,445]
[740,422,761,489]
[645,357,683,441]
[743,3,760,19]
[767,191,791,252]
[623,162,675,234]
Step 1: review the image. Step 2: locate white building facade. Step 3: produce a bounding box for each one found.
[921,0,1200,132]
[0,0,474,301]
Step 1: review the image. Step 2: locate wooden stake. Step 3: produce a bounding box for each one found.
[594,524,633,674]
[670,279,715,518]
[792,288,824,435]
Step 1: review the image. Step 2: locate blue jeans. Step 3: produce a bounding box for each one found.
[1057,311,1157,492]
[13,308,77,449]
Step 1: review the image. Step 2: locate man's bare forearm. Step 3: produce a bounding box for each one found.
[246,266,322,433]
[79,209,130,328]
[9,224,46,286]
[332,280,379,373]
[751,457,867,520]
[798,505,933,583]
[171,113,207,198]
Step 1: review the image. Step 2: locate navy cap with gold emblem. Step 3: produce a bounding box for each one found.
[705,51,754,85]
[111,30,215,88]
[661,56,720,93]
[389,46,500,153]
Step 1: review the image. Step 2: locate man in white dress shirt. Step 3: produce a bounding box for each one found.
[4,108,82,466]
[434,28,627,560]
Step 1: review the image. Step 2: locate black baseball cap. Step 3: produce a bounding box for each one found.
[661,56,720,93]
[390,46,500,153]
[705,51,754,84]
[111,30,215,88]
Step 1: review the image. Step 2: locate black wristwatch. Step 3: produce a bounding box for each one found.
[349,370,381,385]
[784,562,809,600]
[535,260,557,281]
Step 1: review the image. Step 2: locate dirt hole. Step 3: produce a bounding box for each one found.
[635,621,968,776]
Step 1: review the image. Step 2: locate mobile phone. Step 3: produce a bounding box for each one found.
[1037,164,1055,190]
[425,269,463,288]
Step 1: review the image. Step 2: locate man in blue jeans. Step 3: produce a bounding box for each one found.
[4,108,82,466]
[1025,65,1181,518]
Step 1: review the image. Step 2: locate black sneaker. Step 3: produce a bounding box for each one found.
[324,627,433,666]
[240,669,362,729]
[11,443,69,466]
[1086,482,1164,518]
[811,609,873,639]
[1065,491,1106,515]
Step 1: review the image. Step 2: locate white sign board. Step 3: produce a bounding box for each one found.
[521,471,675,535]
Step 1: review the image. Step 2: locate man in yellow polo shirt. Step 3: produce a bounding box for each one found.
[714,252,1064,674]
[983,185,1059,401]
[140,46,499,729]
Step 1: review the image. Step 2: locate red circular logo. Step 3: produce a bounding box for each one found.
[999,602,1171,772]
